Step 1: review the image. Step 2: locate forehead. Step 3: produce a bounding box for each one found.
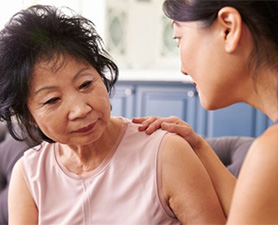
[34,54,83,73]
[31,56,93,90]
[33,54,94,81]
[173,20,205,28]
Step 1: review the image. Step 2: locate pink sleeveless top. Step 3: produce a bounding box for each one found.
[22,118,181,225]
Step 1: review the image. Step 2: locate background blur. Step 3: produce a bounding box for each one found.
[0,0,182,80]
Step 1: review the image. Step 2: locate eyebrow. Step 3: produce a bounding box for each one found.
[172,21,180,28]
[72,67,90,81]
[171,21,175,28]
[35,67,90,94]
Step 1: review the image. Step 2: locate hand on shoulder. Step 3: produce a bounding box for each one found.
[132,116,204,150]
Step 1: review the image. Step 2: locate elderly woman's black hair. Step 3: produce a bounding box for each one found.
[0,5,118,143]
[163,0,278,77]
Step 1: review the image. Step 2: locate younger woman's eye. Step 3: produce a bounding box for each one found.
[44,97,60,105]
[173,37,180,47]
[79,81,93,90]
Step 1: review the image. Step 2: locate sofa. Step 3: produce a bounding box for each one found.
[0,122,255,225]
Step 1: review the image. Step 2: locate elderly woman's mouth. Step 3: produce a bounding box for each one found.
[73,122,96,133]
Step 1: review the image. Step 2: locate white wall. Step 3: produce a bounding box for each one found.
[81,0,106,37]
[0,0,105,37]
[0,0,23,29]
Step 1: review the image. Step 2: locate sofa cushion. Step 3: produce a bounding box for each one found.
[0,127,34,225]
[205,136,254,177]
[0,122,7,142]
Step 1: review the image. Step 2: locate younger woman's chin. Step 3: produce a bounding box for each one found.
[200,99,229,111]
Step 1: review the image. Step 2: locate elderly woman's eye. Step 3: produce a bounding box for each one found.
[79,81,92,89]
[44,97,60,105]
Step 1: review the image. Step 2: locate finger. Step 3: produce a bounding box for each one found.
[144,116,188,127]
[164,116,188,126]
[161,122,200,148]
[161,122,192,139]
[137,123,149,131]
[143,116,177,130]
[133,116,188,135]
[132,117,148,123]
[133,117,160,131]
[145,120,163,134]
[132,116,159,125]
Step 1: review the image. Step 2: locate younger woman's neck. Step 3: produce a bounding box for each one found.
[247,69,278,122]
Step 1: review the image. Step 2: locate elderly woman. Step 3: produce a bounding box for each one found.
[0,5,225,225]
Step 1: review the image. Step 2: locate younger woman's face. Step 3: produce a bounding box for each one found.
[27,55,111,146]
[173,20,251,110]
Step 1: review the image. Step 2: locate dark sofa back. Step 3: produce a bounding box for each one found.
[0,123,38,225]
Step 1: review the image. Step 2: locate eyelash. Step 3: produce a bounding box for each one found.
[79,80,93,90]
[43,81,93,105]
[44,97,60,105]
[173,37,180,46]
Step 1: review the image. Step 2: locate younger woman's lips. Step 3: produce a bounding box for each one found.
[74,123,96,133]
[181,70,188,75]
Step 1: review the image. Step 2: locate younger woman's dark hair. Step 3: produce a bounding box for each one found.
[0,5,118,143]
[163,0,278,77]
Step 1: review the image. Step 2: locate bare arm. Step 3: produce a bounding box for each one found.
[133,116,236,216]
[192,138,236,217]
[161,134,226,224]
[228,125,278,224]
[8,158,38,225]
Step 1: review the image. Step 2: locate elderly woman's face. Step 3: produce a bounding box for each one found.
[27,55,111,146]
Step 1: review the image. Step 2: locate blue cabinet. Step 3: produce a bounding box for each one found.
[195,100,273,137]
[135,84,197,126]
[205,103,261,137]
[110,81,271,137]
[110,84,134,118]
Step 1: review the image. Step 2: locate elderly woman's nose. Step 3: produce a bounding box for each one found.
[68,98,92,120]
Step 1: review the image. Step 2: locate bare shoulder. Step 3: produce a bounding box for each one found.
[160,134,196,185]
[160,134,199,185]
[246,123,278,169]
[9,157,25,186]
[228,124,278,223]
[9,157,38,224]
[245,123,278,185]
[160,134,199,176]
[160,134,226,224]
[257,123,278,149]
[161,133,193,157]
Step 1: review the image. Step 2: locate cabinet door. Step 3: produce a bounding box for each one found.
[135,85,198,130]
[110,85,134,118]
[253,110,273,136]
[205,103,256,137]
[202,102,271,137]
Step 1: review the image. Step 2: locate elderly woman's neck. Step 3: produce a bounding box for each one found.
[58,118,123,174]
